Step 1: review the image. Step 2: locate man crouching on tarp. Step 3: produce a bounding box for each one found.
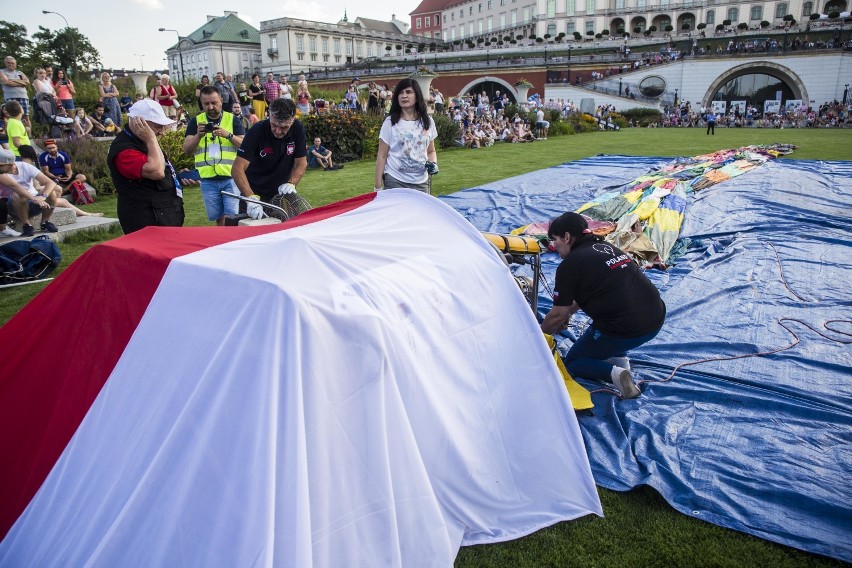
[540,212,666,399]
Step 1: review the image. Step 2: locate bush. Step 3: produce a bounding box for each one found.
[158,129,195,172]
[360,113,384,159]
[619,107,663,126]
[548,120,575,136]
[58,137,114,195]
[432,113,460,149]
[301,111,369,162]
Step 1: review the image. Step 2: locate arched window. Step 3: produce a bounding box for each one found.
[801,1,813,16]
[727,7,739,21]
[774,3,788,17]
[750,5,763,20]
[547,23,557,35]
[706,10,715,24]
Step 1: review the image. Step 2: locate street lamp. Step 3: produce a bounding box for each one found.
[159,28,185,81]
[674,88,679,106]
[133,53,146,71]
[568,44,573,61]
[42,11,75,76]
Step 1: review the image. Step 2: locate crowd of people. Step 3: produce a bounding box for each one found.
[654,98,851,129]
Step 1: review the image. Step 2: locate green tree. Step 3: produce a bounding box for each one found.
[31,25,101,76]
[0,21,33,62]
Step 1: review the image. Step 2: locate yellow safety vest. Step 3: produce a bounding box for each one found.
[194,112,237,178]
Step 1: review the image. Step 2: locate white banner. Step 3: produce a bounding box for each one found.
[764,100,781,114]
[730,100,747,115]
[785,99,802,113]
[711,100,727,114]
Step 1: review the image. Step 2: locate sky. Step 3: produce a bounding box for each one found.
[11,1,421,71]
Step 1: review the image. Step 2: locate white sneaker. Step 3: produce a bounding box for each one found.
[55,116,75,124]
[1,226,21,237]
[612,366,640,399]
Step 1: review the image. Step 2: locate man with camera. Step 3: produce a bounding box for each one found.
[182,85,245,225]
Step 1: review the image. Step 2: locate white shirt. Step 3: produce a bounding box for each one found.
[0,161,40,199]
[280,83,293,99]
[379,116,437,185]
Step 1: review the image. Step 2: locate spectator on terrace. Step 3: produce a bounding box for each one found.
[279,76,293,99]
[153,74,178,118]
[344,85,359,113]
[263,72,280,104]
[32,68,57,100]
[98,72,122,128]
[296,83,311,115]
[0,56,31,129]
[248,74,266,119]
[236,82,251,117]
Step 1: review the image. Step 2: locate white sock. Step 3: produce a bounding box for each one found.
[606,357,631,371]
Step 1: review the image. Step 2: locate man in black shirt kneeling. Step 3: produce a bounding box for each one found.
[540,212,666,399]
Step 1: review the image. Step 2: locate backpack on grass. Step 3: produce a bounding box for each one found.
[70,181,94,205]
[0,236,62,285]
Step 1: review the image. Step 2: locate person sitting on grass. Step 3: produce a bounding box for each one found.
[307,137,341,170]
[0,147,59,237]
[18,145,102,218]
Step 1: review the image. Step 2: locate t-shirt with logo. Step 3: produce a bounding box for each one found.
[553,237,665,337]
[38,150,72,177]
[236,118,307,202]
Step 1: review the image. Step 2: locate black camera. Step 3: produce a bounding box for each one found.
[202,123,214,134]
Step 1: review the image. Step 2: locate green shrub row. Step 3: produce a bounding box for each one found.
[619,107,663,127]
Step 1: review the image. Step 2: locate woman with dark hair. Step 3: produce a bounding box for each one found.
[373,78,438,192]
[248,73,266,119]
[540,212,666,399]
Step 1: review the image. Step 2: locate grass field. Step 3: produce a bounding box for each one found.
[2,126,850,566]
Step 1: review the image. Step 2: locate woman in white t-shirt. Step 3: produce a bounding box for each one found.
[374,78,438,193]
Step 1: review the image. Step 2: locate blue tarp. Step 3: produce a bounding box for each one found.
[440,155,852,561]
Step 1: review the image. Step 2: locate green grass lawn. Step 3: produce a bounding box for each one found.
[2,127,850,566]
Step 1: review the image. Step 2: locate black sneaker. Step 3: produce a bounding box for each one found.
[21,224,35,237]
[40,221,58,233]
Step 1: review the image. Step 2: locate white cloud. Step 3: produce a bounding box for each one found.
[131,0,164,9]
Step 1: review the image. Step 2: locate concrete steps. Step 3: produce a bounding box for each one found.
[2,207,120,245]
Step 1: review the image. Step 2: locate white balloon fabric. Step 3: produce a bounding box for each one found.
[0,190,601,567]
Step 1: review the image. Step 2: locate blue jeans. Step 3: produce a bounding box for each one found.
[200,178,238,221]
[564,324,662,382]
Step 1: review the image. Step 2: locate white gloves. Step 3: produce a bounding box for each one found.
[246,197,265,219]
[278,183,296,195]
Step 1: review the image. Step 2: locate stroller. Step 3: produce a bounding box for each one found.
[32,92,74,139]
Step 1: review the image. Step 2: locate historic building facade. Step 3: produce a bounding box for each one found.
[439,0,847,43]
[163,12,261,81]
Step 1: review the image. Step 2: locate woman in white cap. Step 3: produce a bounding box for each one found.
[106,99,185,234]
